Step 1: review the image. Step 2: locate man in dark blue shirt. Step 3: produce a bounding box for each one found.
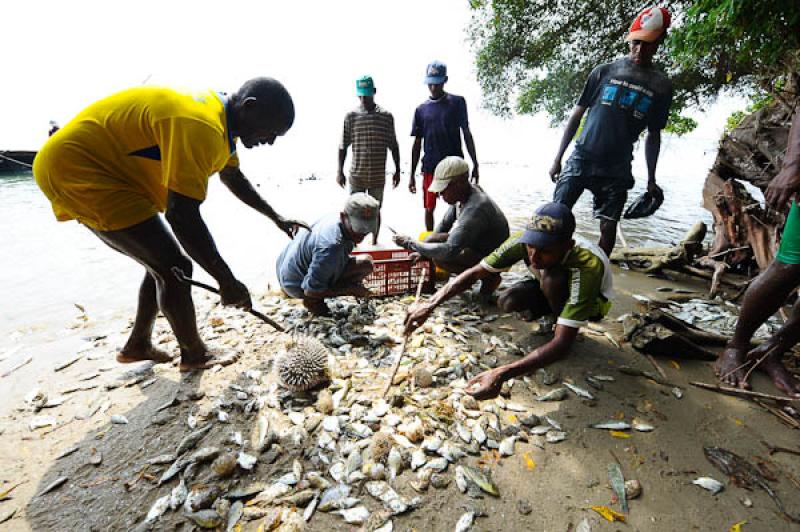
[549,7,673,255]
[410,61,480,231]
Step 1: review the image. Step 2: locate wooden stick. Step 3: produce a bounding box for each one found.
[644,353,669,381]
[382,272,427,397]
[690,381,799,403]
[755,400,800,430]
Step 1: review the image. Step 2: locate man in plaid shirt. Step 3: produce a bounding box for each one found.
[338,75,401,245]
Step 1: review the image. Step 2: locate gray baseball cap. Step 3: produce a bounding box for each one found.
[344,193,380,235]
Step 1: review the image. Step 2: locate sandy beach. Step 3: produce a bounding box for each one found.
[1,264,798,531]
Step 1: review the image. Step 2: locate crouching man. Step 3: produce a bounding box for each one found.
[404,202,614,399]
[393,156,509,294]
[277,193,378,316]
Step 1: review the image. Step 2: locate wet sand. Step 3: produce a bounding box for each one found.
[1,267,799,531]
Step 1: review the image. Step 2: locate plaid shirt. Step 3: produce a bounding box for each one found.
[340,104,398,188]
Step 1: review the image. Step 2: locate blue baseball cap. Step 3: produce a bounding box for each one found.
[356,76,376,96]
[518,202,576,248]
[425,61,448,84]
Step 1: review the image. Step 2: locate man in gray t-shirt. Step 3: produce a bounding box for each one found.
[549,7,673,255]
[394,157,509,293]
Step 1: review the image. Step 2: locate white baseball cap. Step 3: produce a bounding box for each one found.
[428,156,469,193]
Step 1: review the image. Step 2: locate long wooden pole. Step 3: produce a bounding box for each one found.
[382,272,427,397]
[690,381,799,403]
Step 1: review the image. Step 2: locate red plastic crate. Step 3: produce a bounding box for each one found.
[351,248,436,297]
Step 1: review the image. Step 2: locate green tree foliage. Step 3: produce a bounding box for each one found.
[469,0,800,133]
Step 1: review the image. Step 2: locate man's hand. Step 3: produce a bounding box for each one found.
[349,284,373,299]
[765,165,800,212]
[548,161,562,183]
[220,278,252,310]
[409,177,417,194]
[471,166,480,185]
[404,301,433,335]
[276,217,310,239]
[392,171,401,188]
[336,171,346,189]
[393,234,412,249]
[465,367,506,400]
[647,181,664,200]
[408,252,423,264]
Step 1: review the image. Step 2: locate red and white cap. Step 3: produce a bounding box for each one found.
[626,7,671,43]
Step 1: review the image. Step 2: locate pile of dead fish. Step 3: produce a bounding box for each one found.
[126,294,637,531]
[668,299,778,340]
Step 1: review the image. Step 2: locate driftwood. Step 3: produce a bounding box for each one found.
[702,83,799,274]
[622,309,725,361]
[610,221,707,273]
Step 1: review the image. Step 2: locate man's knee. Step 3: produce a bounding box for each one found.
[497,288,528,313]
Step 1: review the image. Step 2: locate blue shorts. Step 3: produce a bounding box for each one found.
[553,154,634,221]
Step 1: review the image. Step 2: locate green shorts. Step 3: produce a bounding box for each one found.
[776,201,800,265]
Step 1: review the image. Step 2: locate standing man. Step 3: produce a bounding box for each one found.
[549,7,673,255]
[410,60,480,231]
[338,75,400,245]
[34,78,307,372]
[715,109,800,398]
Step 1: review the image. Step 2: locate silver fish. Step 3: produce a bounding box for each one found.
[455,511,474,532]
[632,421,655,432]
[563,382,595,400]
[589,421,631,431]
[170,478,188,510]
[226,501,243,531]
[472,424,487,445]
[175,424,212,456]
[335,506,370,524]
[546,431,567,444]
[535,388,568,402]
[499,436,516,457]
[692,477,724,494]
[145,494,171,523]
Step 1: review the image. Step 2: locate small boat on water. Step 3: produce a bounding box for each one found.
[0,151,36,172]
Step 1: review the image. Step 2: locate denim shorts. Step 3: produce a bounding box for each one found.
[553,154,634,221]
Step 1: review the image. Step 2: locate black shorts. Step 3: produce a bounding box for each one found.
[553,157,634,221]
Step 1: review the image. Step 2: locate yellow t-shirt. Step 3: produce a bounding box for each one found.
[34,86,239,231]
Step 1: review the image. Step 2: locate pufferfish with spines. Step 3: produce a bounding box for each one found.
[276,336,331,392]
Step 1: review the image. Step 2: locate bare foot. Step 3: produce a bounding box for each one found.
[303,299,331,317]
[760,356,800,398]
[179,348,239,372]
[714,346,751,389]
[117,345,173,364]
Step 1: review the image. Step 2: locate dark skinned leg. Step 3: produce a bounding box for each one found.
[424,209,434,232]
[716,261,800,388]
[598,219,617,257]
[498,280,550,317]
[117,273,173,363]
[303,257,374,316]
[372,211,381,246]
[741,293,800,397]
[92,216,221,370]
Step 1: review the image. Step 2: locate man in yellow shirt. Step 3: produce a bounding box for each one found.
[34,77,307,371]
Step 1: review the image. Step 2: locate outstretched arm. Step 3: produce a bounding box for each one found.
[404,262,490,334]
[219,166,309,238]
[466,325,579,400]
[165,191,250,308]
[549,105,586,182]
[644,128,664,198]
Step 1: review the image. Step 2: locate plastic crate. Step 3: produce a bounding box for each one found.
[351,248,436,297]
